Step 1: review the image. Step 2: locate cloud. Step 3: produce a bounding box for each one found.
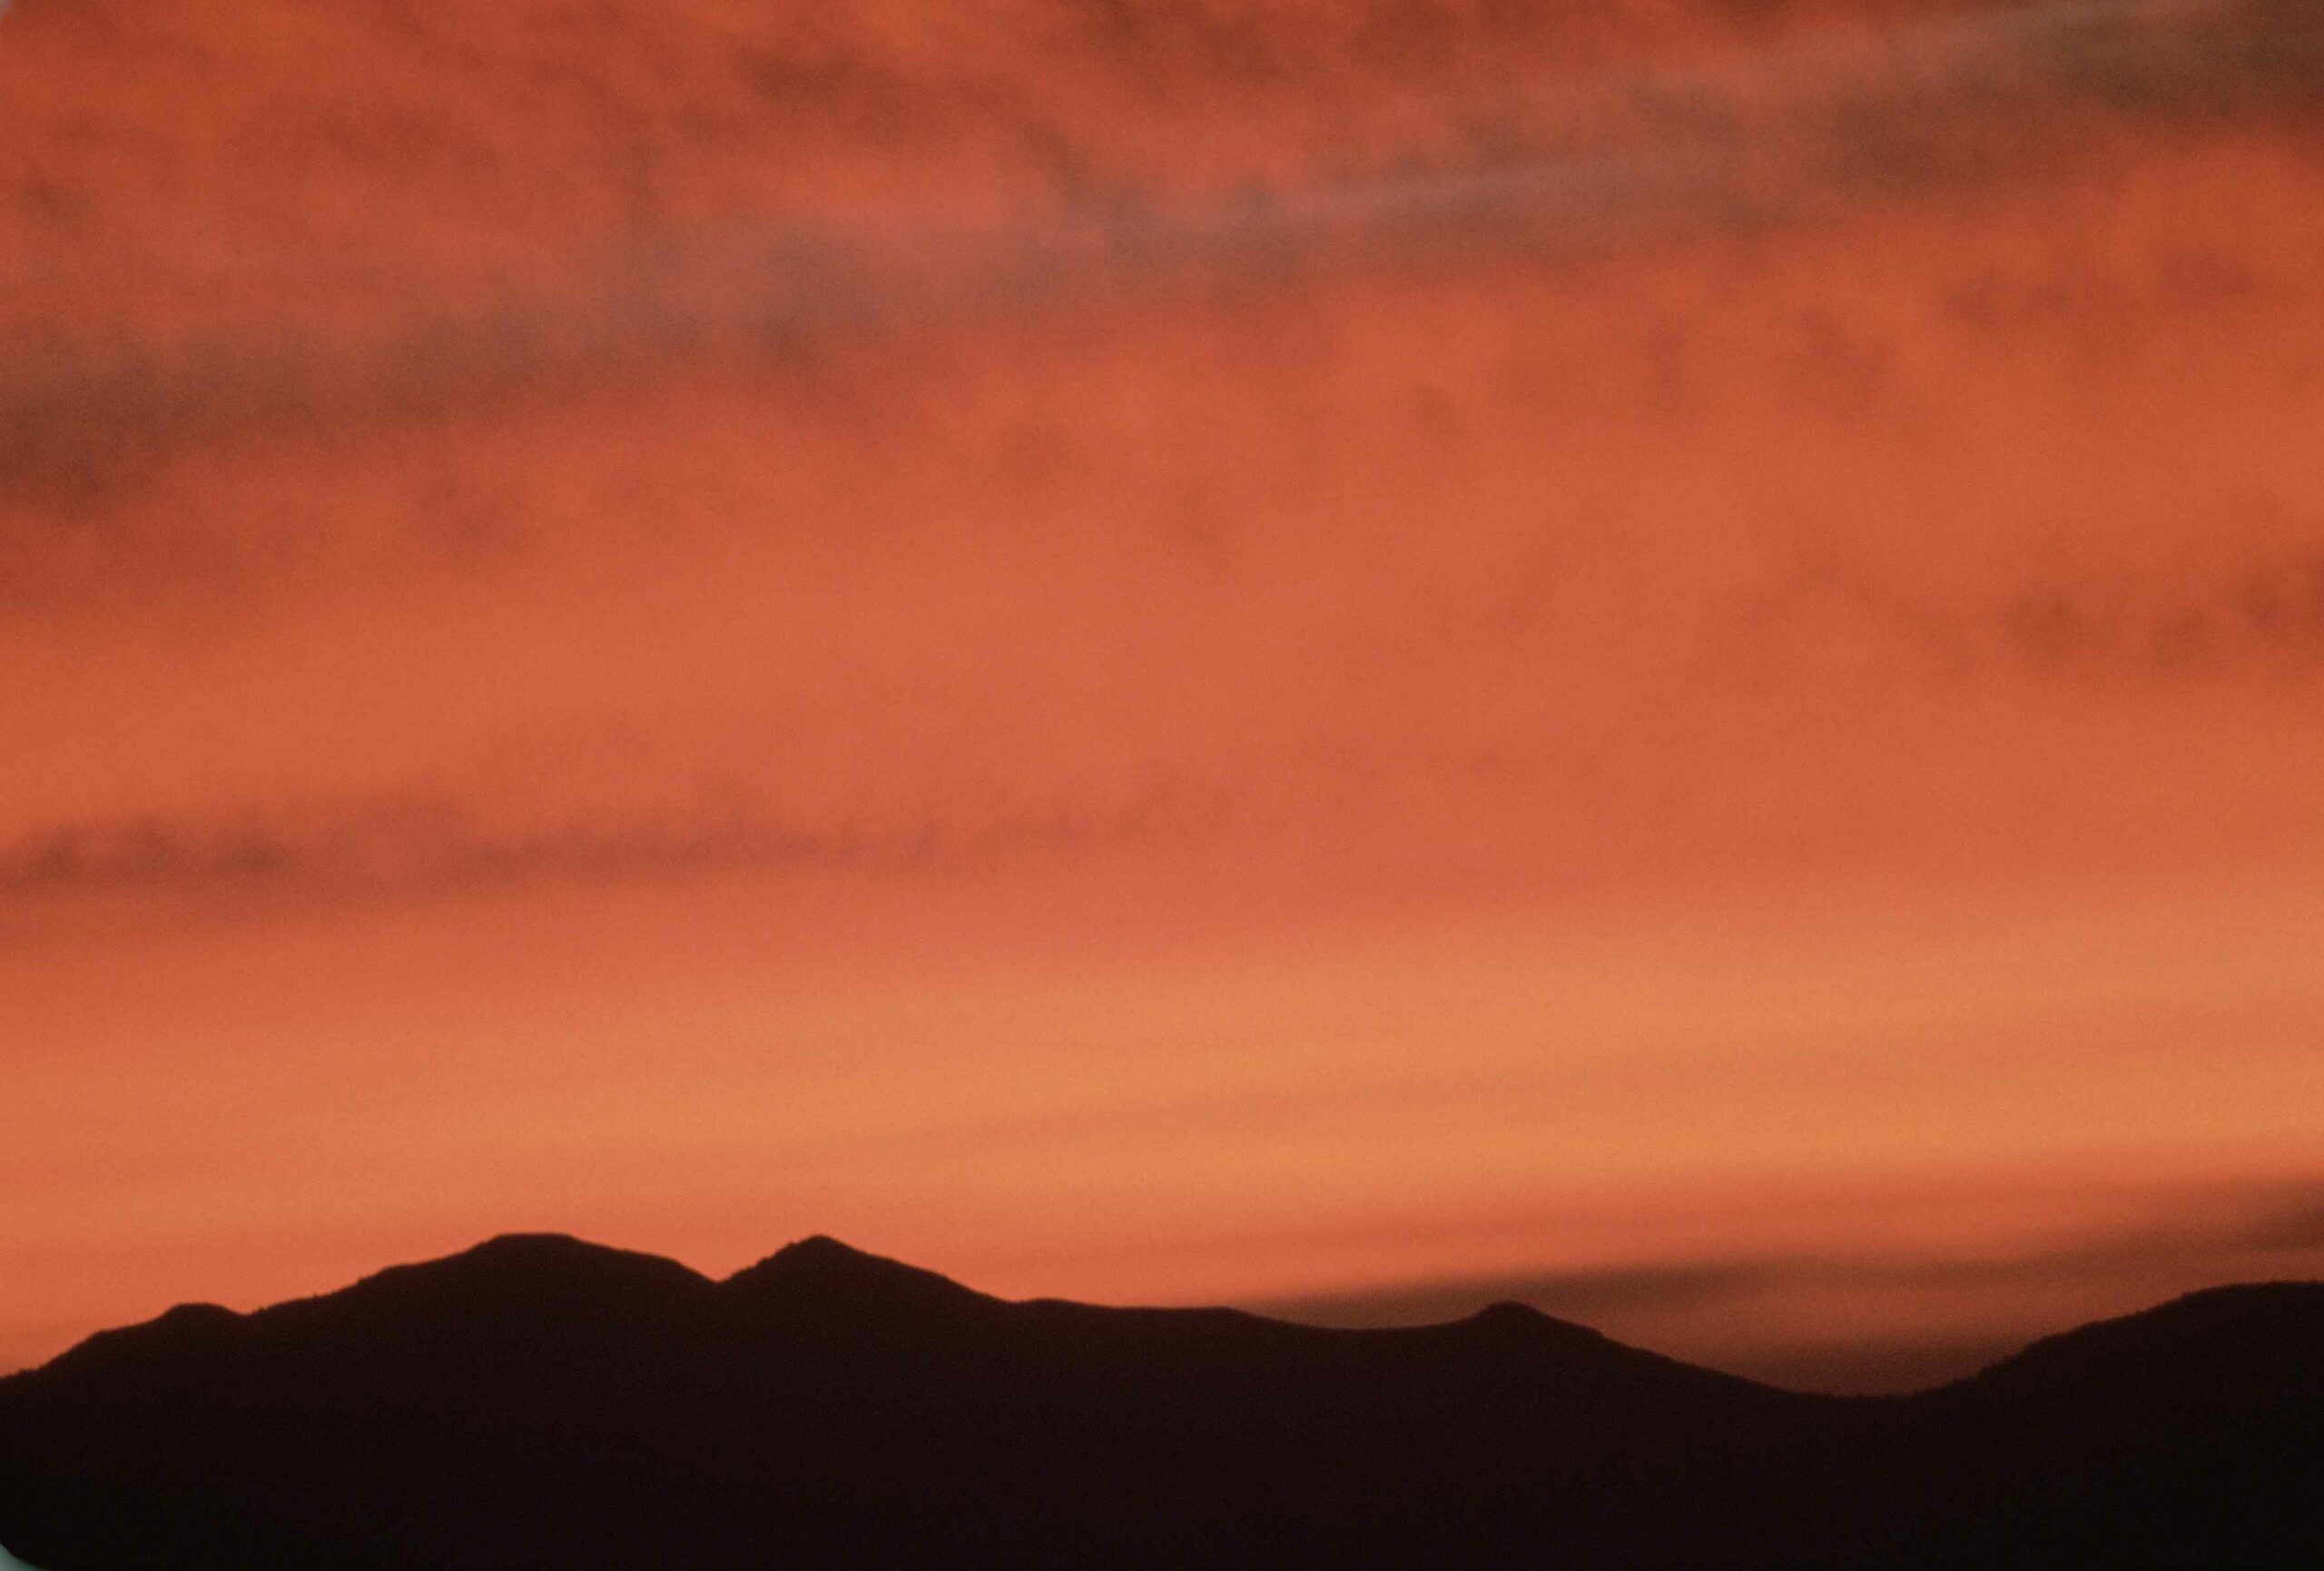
[1725,537,2324,690]
[2241,1194,2324,1251]
[1260,1258,1782,1328]
[1254,1177,2324,1391]
[0,766,1237,944]
[13,1,2302,916]
[4,0,2317,587]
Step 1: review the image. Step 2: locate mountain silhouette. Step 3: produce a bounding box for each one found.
[1,1239,2317,1568]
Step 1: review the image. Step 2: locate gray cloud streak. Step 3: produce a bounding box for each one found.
[1254,1177,2324,1390]
[1723,542,2324,689]
[0,778,1231,944]
[3,0,2313,530]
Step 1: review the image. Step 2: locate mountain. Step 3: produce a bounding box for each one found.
[0,1240,2318,1569]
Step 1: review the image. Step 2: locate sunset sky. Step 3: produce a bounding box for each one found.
[5,0,2322,1392]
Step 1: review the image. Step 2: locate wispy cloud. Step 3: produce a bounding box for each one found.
[1256,1177,2324,1391]
[5,0,2316,594]
[0,776,1230,942]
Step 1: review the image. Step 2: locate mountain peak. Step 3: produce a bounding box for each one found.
[315,1233,715,1323]
[1457,1298,1617,1354]
[464,1231,613,1263]
[1470,1299,1551,1327]
[724,1236,995,1319]
[416,1231,704,1281]
[36,1301,246,1380]
[769,1234,873,1266]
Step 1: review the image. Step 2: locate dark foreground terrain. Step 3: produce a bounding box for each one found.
[1,1236,2318,1568]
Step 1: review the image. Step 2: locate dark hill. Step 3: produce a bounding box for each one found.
[1,1240,2318,1568]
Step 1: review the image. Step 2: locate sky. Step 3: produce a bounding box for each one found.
[4,0,2322,1392]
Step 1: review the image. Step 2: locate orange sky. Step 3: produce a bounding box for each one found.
[4,0,2322,1391]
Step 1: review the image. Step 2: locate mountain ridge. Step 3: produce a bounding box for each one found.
[2,1236,2319,1568]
